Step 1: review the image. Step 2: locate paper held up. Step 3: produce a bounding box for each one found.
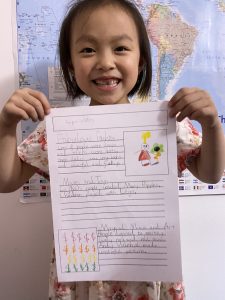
[46,101,182,282]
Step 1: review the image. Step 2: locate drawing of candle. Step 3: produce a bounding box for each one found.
[93,262,96,271]
[85,262,89,271]
[77,233,82,242]
[79,243,83,254]
[71,232,75,242]
[88,253,92,264]
[91,232,96,242]
[66,264,71,273]
[66,255,71,273]
[81,253,86,264]
[73,264,78,272]
[63,244,69,255]
[73,255,77,265]
[85,244,90,253]
[84,233,90,243]
[60,229,99,274]
[72,244,76,254]
[138,131,151,166]
[73,255,78,272]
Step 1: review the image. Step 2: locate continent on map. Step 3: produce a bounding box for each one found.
[147,4,198,99]
[17,4,60,96]
[218,0,225,12]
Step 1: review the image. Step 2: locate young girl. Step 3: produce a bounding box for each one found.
[0,0,224,299]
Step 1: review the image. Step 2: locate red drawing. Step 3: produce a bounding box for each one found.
[138,131,151,166]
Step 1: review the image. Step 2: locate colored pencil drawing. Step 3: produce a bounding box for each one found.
[124,129,168,176]
[59,228,99,273]
[138,131,151,166]
[138,131,164,167]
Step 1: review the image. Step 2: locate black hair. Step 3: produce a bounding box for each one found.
[59,0,152,99]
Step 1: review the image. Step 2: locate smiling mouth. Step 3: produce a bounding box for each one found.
[93,78,120,87]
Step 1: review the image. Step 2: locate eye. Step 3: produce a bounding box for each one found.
[115,46,129,53]
[80,47,95,54]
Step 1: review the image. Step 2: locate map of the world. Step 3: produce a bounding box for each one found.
[16,0,225,200]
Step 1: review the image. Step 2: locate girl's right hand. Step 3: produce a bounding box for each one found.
[0,88,51,127]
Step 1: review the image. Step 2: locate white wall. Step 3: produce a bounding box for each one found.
[180,196,225,300]
[0,1,224,299]
[0,3,52,300]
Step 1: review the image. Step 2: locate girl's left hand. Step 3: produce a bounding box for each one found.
[168,87,219,129]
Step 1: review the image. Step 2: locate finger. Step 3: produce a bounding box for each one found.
[5,102,30,121]
[23,94,46,120]
[169,93,201,118]
[169,87,198,107]
[23,88,51,115]
[16,88,49,120]
[188,106,219,128]
[176,100,208,122]
[13,99,40,122]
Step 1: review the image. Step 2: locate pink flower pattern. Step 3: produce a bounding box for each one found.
[17,117,201,300]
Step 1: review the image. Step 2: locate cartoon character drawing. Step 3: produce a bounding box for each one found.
[151,143,164,164]
[138,131,151,166]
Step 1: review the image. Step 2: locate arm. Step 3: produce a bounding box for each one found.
[0,88,50,192]
[0,119,37,192]
[169,87,225,183]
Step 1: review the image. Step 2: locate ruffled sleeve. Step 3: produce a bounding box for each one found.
[176,118,202,176]
[17,120,49,180]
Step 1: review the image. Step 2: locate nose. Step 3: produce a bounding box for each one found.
[96,50,115,71]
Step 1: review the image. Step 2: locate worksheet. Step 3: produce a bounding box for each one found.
[46,101,182,282]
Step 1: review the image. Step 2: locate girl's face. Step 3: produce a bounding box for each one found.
[70,5,142,106]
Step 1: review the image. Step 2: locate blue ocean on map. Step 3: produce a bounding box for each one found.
[17,0,225,132]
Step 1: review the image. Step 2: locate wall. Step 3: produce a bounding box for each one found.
[0,3,52,299]
[0,0,224,299]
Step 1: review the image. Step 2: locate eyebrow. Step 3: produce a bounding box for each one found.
[75,34,134,44]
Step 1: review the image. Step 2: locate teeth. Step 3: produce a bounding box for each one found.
[95,79,119,86]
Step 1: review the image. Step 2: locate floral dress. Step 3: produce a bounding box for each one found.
[18,117,201,300]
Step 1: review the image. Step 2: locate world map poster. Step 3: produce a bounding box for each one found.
[15,0,225,201]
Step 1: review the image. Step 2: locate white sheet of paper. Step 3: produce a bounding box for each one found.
[46,101,182,282]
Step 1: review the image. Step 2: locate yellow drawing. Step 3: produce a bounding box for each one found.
[151,143,164,164]
[138,131,151,166]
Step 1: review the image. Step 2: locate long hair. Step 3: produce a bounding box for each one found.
[58,0,152,99]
